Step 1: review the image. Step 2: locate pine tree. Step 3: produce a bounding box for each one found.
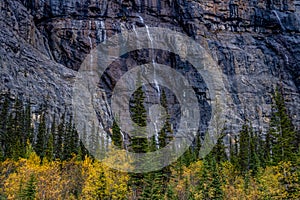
[0,94,10,131]
[268,87,297,164]
[55,113,65,160]
[71,124,79,155]
[264,128,272,165]
[88,121,99,157]
[158,89,173,148]
[13,97,26,159]
[112,119,123,148]
[229,134,239,168]
[210,157,224,199]
[238,124,250,174]
[165,184,178,200]
[141,171,165,200]
[35,112,46,159]
[24,102,33,146]
[196,158,210,199]
[63,116,73,160]
[45,131,54,161]
[249,127,260,175]
[20,174,37,200]
[45,116,55,161]
[128,73,149,198]
[0,94,10,160]
[211,132,227,163]
[5,112,15,158]
[129,84,148,154]
[129,76,149,154]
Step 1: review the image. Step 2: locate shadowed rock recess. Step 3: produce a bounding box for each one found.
[0,0,300,135]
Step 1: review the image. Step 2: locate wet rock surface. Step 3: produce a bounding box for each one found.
[1,0,300,134]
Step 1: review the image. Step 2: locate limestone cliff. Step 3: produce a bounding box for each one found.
[1,0,300,134]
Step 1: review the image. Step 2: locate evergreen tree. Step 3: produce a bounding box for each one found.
[5,112,15,159]
[24,102,33,146]
[196,158,210,199]
[0,94,10,160]
[211,133,227,163]
[71,124,79,155]
[238,124,250,174]
[54,113,65,160]
[264,128,272,165]
[158,89,173,148]
[35,112,46,159]
[249,127,260,175]
[210,158,224,199]
[78,140,89,161]
[20,174,37,200]
[268,87,297,164]
[165,184,178,200]
[141,171,165,200]
[112,119,123,148]
[63,116,73,160]
[129,75,149,154]
[229,134,239,168]
[128,73,149,198]
[13,97,26,159]
[0,94,10,130]
[89,121,100,157]
[45,116,56,161]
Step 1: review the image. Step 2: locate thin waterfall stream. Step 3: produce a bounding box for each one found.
[137,15,160,147]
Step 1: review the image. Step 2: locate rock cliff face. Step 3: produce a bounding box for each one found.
[1,0,300,133]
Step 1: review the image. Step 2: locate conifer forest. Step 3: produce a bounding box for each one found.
[0,88,299,199]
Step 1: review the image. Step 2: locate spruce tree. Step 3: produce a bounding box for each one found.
[24,102,33,146]
[0,94,10,160]
[55,113,65,160]
[20,174,37,200]
[210,157,224,199]
[249,127,260,175]
[71,124,79,155]
[35,112,46,159]
[45,116,56,161]
[5,113,15,158]
[112,119,123,148]
[129,84,148,154]
[128,73,149,198]
[238,124,250,174]
[158,89,173,148]
[13,97,25,159]
[211,132,227,163]
[63,116,73,160]
[229,134,239,168]
[268,87,297,164]
[196,158,210,199]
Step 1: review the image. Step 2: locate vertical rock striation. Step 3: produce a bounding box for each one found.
[1,0,300,133]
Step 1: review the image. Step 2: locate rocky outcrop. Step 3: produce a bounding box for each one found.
[0,0,75,115]
[1,0,300,133]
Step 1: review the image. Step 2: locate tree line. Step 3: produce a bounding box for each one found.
[0,86,299,199]
[0,94,89,162]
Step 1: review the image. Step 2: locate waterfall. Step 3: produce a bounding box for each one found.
[132,25,140,48]
[136,0,141,12]
[285,54,289,65]
[137,15,161,147]
[95,20,106,44]
[88,21,93,71]
[153,117,160,148]
[138,15,144,24]
[120,130,127,150]
[272,10,285,30]
[144,19,161,97]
